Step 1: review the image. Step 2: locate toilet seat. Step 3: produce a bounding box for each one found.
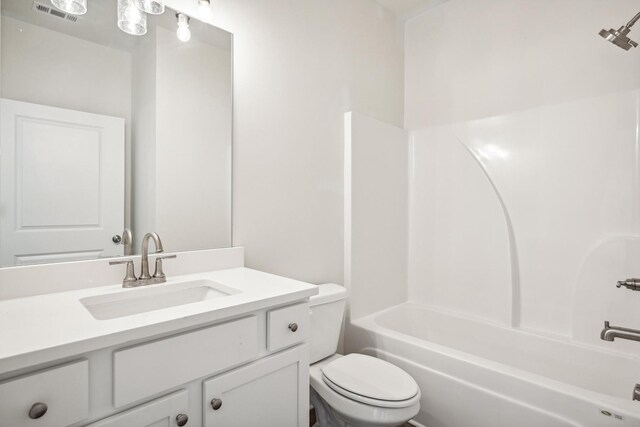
[321,353,419,408]
[310,354,421,427]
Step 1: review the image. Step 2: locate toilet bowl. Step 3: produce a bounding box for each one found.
[309,284,420,427]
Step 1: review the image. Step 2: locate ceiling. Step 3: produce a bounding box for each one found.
[375,0,449,20]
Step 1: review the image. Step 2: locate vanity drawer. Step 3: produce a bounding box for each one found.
[0,360,89,426]
[113,315,258,407]
[267,302,309,352]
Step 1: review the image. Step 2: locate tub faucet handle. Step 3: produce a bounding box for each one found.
[617,278,640,291]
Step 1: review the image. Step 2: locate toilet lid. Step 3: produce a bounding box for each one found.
[321,354,419,403]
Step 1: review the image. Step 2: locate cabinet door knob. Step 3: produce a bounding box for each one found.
[176,413,189,426]
[211,398,223,410]
[288,322,298,332]
[28,402,48,419]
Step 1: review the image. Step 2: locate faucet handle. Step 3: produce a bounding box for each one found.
[616,278,640,291]
[109,259,137,287]
[153,255,177,282]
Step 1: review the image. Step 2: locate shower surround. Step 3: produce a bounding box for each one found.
[344,1,640,425]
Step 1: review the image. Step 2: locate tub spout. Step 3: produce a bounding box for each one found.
[600,321,640,342]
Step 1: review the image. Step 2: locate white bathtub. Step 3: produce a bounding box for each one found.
[346,303,640,427]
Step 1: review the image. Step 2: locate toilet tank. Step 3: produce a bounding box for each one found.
[309,283,349,364]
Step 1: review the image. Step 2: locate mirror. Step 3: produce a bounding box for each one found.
[0,0,233,267]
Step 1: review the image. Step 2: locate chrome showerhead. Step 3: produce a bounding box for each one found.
[599,27,638,50]
[600,11,640,51]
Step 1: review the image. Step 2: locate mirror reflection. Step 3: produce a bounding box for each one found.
[0,0,233,267]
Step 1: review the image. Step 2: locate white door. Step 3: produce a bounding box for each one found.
[0,99,125,266]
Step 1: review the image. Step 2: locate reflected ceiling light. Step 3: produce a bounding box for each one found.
[176,13,191,42]
[50,0,87,15]
[133,0,165,15]
[198,0,211,14]
[118,0,147,36]
[198,0,212,18]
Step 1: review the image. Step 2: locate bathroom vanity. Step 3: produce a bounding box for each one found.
[0,1,318,425]
[0,250,317,426]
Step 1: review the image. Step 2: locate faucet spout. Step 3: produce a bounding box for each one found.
[601,321,640,343]
[140,232,164,281]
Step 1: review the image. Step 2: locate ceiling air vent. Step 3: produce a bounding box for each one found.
[32,1,80,23]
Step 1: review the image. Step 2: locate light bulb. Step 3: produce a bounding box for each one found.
[176,13,191,42]
[51,0,87,15]
[177,25,191,42]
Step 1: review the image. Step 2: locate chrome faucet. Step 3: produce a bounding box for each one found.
[140,232,164,282]
[600,321,640,342]
[109,232,176,287]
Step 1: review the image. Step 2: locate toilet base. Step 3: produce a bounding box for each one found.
[310,388,411,427]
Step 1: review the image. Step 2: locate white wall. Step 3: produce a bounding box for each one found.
[405,0,640,342]
[164,0,404,285]
[344,112,408,320]
[131,26,232,252]
[155,26,232,252]
[1,17,132,121]
[405,0,640,128]
[131,27,157,251]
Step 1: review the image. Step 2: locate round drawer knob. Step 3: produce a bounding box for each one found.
[176,413,189,426]
[28,402,48,419]
[288,322,298,332]
[211,398,223,410]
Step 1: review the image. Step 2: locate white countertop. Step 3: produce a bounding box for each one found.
[0,267,318,375]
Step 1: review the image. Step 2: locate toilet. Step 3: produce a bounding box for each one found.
[308,284,421,427]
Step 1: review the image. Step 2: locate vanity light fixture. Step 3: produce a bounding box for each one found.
[118,0,147,36]
[50,0,87,15]
[133,0,165,15]
[176,13,191,42]
[198,0,212,19]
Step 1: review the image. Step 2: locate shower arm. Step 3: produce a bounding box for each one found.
[625,11,640,30]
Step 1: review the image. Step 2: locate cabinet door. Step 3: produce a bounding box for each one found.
[86,390,189,427]
[203,345,309,427]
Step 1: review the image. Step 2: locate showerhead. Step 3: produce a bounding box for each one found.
[600,11,640,51]
[599,27,638,50]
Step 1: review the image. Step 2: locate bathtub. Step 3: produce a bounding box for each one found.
[346,302,640,427]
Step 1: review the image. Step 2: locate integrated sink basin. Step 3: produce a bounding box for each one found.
[80,279,240,320]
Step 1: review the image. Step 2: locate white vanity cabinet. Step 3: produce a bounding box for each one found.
[0,301,311,427]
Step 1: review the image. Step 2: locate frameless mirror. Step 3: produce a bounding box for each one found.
[0,0,233,267]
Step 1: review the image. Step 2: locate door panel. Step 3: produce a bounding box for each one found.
[203,345,309,427]
[0,99,125,266]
